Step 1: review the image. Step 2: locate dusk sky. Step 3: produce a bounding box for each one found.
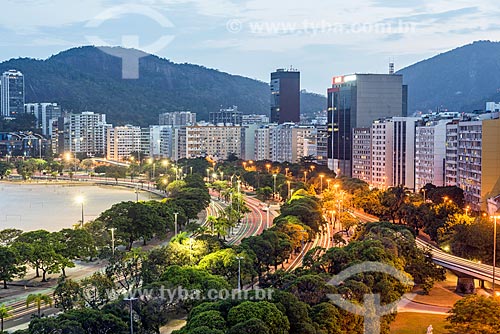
[1,0,499,94]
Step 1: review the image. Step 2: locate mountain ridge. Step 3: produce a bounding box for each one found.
[0,46,326,126]
[397,40,500,113]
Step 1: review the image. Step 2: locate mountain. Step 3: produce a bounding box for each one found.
[398,40,500,113]
[0,46,326,126]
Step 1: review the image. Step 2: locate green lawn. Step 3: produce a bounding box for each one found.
[391,313,449,334]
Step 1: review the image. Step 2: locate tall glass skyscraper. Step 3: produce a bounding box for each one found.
[1,70,25,117]
[270,69,300,124]
[327,73,408,176]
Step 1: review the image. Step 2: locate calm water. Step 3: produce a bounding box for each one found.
[0,183,157,232]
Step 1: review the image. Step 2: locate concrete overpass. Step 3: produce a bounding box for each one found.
[352,209,499,294]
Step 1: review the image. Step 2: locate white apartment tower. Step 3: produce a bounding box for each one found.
[106,125,142,161]
[415,120,448,190]
[67,112,110,156]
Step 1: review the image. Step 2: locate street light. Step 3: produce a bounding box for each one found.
[319,174,325,194]
[273,174,277,199]
[236,256,244,291]
[287,180,291,200]
[174,212,179,236]
[206,168,210,182]
[75,195,85,228]
[492,215,500,295]
[124,297,138,334]
[266,164,271,173]
[303,171,307,184]
[109,228,116,256]
[465,205,471,216]
[285,167,289,177]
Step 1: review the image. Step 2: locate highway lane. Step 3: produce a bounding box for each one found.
[351,208,500,284]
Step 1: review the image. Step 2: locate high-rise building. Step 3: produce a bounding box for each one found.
[183,124,244,160]
[1,70,25,117]
[327,74,408,176]
[159,111,196,126]
[254,123,317,163]
[414,120,447,190]
[24,103,62,136]
[270,69,300,124]
[149,125,176,158]
[254,125,273,161]
[315,125,329,166]
[210,106,242,125]
[106,125,141,161]
[445,120,459,187]
[454,117,500,211]
[242,114,269,125]
[66,112,110,157]
[351,128,372,184]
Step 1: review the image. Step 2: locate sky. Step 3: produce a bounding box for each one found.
[1,0,499,94]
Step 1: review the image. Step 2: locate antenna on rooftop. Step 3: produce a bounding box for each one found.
[389,58,395,75]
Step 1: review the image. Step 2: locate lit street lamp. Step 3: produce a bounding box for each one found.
[465,205,470,216]
[327,178,331,190]
[303,171,307,184]
[287,180,291,200]
[266,164,271,173]
[75,195,85,228]
[319,174,324,194]
[236,256,244,291]
[273,174,277,199]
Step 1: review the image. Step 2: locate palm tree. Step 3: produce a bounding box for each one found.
[206,215,218,233]
[0,304,12,332]
[26,293,52,318]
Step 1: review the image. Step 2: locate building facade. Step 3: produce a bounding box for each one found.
[270,69,300,124]
[159,111,196,126]
[209,106,242,126]
[183,124,244,160]
[106,125,142,161]
[67,112,110,157]
[351,128,372,184]
[415,120,447,190]
[445,120,459,186]
[24,103,62,136]
[1,70,25,117]
[455,117,500,211]
[327,74,407,176]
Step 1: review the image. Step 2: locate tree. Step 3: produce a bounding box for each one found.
[79,272,116,309]
[13,230,61,282]
[0,246,26,289]
[98,201,163,250]
[0,304,12,332]
[53,278,81,311]
[227,301,290,334]
[0,228,23,246]
[105,165,127,183]
[447,295,500,334]
[187,310,227,331]
[257,187,273,201]
[26,293,53,317]
[0,161,12,179]
[28,308,129,333]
